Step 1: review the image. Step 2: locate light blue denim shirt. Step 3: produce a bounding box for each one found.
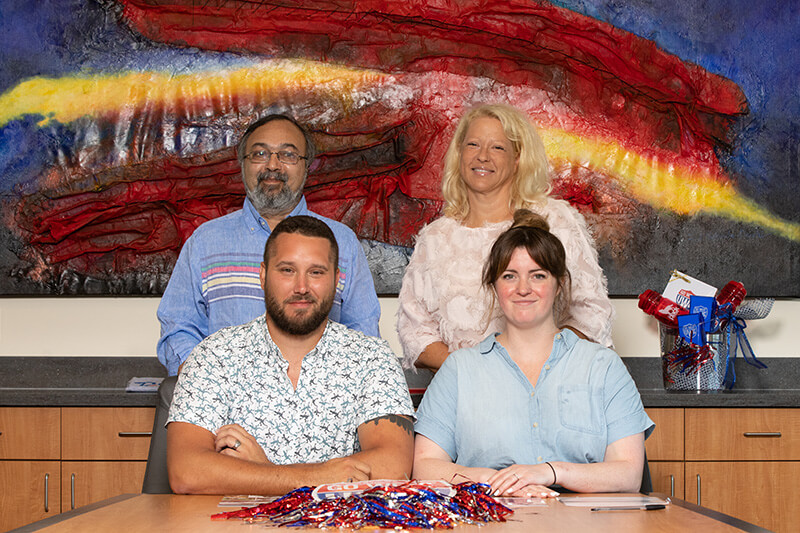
[415,329,654,468]
[157,197,380,375]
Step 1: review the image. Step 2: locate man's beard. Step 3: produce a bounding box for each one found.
[245,169,305,216]
[265,291,334,336]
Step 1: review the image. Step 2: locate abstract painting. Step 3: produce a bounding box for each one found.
[0,0,797,295]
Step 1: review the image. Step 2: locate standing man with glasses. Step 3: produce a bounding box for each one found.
[156,114,381,376]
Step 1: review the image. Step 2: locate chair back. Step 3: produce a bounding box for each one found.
[142,375,178,494]
[640,452,653,493]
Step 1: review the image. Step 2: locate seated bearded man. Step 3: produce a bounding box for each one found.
[167,215,414,494]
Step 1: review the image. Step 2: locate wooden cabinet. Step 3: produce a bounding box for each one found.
[645,408,684,498]
[0,408,60,460]
[0,408,62,531]
[0,461,61,531]
[645,407,799,532]
[648,461,684,499]
[61,461,148,511]
[685,461,800,533]
[684,408,800,532]
[644,408,684,461]
[61,408,153,511]
[0,407,154,529]
[685,408,800,460]
[62,408,154,461]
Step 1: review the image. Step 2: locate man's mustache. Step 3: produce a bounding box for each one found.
[285,295,316,304]
[257,169,289,184]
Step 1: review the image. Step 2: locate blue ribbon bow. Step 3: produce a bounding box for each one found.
[718,310,767,389]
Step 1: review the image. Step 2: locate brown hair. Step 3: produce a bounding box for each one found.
[482,209,571,324]
[264,215,338,268]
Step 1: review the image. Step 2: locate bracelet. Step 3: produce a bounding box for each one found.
[544,461,557,486]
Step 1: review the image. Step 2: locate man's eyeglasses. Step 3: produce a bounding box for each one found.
[245,149,308,165]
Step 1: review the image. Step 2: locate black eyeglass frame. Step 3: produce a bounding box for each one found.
[244,149,309,165]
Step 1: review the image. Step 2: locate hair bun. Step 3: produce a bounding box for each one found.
[511,208,550,231]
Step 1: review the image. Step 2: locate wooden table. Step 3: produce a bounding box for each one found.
[11,493,768,532]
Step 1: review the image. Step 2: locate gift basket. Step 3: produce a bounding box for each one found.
[639,271,772,391]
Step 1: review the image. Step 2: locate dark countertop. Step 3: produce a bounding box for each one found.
[1,356,798,408]
[0,357,166,407]
[623,357,800,407]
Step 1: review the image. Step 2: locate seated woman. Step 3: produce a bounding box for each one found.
[412,210,653,497]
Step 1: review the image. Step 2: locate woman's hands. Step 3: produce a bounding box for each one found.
[215,423,269,464]
[487,464,560,498]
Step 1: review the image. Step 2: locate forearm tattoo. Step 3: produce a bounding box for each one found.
[367,414,414,435]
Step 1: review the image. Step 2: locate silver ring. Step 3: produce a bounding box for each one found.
[233,439,242,450]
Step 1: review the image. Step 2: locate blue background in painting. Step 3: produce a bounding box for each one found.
[557,0,799,221]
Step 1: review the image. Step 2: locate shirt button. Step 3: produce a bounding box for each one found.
[537,456,543,462]
[530,392,535,397]
[545,364,550,370]
[533,422,538,428]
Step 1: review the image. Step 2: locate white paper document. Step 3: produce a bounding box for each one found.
[558,496,670,508]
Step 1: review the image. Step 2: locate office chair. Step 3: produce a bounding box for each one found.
[141,375,177,494]
[640,453,653,493]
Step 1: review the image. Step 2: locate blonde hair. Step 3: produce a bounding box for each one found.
[441,104,551,220]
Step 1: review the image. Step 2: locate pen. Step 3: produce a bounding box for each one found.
[591,504,666,512]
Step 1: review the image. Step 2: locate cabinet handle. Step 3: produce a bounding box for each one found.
[71,473,76,510]
[118,431,152,437]
[743,432,781,437]
[44,473,49,513]
[669,474,674,498]
[696,474,701,507]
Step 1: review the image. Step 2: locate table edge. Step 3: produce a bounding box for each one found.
[668,495,772,532]
[7,494,139,533]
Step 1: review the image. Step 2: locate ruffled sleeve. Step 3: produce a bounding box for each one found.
[396,222,446,369]
[539,199,615,347]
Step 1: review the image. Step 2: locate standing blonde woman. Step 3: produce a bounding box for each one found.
[397,104,614,371]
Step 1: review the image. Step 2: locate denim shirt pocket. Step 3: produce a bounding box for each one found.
[558,384,603,435]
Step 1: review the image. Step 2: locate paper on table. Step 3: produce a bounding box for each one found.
[219,495,279,507]
[558,496,670,508]
[125,377,164,392]
[496,496,547,507]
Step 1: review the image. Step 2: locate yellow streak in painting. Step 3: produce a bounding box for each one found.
[0,60,389,127]
[542,129,800,242]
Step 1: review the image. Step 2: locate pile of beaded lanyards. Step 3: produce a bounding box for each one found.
[211,481,513,529]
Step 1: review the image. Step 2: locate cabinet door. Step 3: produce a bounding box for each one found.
[0,461,61,531]
[62,407,155,460]
[645,408,684,461]
[686,461,800,533]
[648,461,684,499]
[686,408,800,460]
[61,461,147,511]
[0,407,60,460]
